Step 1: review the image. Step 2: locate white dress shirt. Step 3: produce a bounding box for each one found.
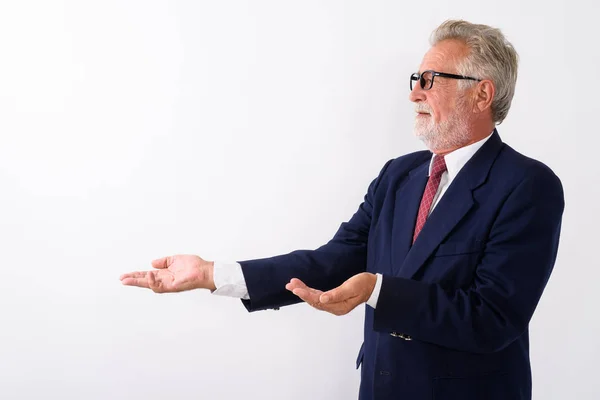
[212,132,494,307]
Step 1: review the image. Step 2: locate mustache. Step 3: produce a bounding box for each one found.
[414,104,432,113]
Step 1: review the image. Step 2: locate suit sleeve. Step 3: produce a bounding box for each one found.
[373,166,565,353]
[238,159,393,312]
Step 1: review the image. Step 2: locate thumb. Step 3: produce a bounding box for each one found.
[148,271,160,292]
[151,256,171,269]
[320,287,347,304]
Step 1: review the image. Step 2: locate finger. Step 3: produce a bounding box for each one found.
[291,286,358,315]
[151,256,171,269]
[121,277,150,288]
[289,280,324,297]
[286,279,324,297]
[320,294,363,316]
[320,286,351,304]
[286,278,308,291]
[120,271,148,280]
[292,287,322,306]
[320,274,366,304]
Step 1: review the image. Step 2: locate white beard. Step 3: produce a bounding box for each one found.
[414,99,472,152]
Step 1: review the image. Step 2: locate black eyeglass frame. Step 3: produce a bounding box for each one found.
[410,70,482,90]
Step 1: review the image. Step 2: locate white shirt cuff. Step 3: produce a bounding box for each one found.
[212,261,250,300]
[366,273,382,309]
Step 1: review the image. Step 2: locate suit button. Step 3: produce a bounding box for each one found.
[379,371,390,376]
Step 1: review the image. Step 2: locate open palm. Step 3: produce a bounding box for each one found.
[120,255,214,293]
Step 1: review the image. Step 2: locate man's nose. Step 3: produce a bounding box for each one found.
[409,82,426,103]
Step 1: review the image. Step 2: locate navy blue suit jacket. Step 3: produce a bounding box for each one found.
[239,131,564,399]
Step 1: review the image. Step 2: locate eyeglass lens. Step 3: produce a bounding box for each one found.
[410,71,434,90]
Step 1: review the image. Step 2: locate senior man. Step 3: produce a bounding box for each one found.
[121,20,564,400]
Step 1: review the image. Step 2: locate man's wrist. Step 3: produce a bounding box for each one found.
[201,260,216,291]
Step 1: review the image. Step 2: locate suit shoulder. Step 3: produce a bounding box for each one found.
[369,150,430,194]
[497,144,563,194]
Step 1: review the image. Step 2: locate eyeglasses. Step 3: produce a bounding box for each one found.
[410,70,481,91]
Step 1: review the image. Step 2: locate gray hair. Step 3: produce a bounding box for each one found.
[430,20,519,125]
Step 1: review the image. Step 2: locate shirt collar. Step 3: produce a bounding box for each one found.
[428,131,495,180]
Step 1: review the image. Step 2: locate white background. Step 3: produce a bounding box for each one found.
[0,1,598,399]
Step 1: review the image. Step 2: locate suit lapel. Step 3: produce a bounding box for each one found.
[396,130,505,279]
[398,178,474,278]
[389,162,429,275]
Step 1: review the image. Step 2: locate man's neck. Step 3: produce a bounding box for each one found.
[434,122,495,156]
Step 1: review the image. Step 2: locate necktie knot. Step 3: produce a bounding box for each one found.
[431,155,447,178]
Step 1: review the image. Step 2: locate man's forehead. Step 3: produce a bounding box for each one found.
[418,39,469,72]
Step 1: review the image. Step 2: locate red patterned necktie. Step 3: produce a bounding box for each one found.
[412,155,447,243]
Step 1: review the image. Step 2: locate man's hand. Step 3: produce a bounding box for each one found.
[285,272,377,316]
[120,255,216,293]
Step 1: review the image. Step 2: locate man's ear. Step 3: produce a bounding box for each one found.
[474,80,495,113]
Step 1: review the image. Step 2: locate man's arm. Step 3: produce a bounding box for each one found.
[119,158,393,298]
[236,159,394,312]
